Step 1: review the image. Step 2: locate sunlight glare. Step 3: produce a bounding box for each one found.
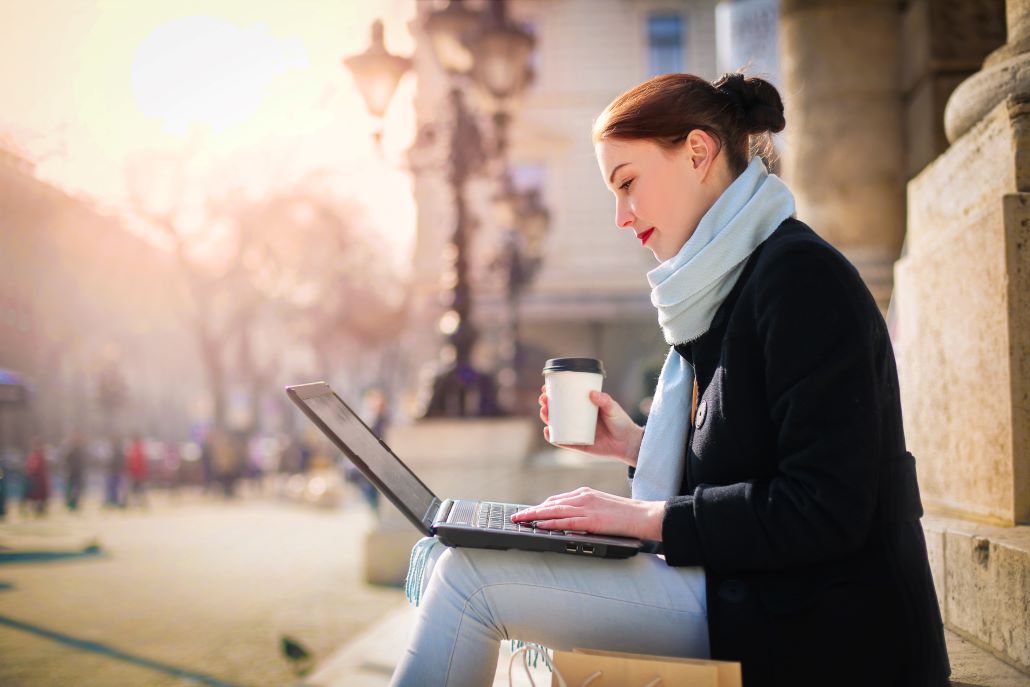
[131,15,305,133]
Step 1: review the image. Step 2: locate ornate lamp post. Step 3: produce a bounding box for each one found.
[494,184,549,411]
[343,20,412,149]
[344,0,536,418]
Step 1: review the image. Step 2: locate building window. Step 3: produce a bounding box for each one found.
[647,14,684,77]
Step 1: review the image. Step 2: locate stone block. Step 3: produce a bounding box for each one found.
[906,98,1029,258]
[896,198,1017,523]
[921,516,1030,673]
[897,98,1030,524]
[363,527,421,588]
[385,417,537,467]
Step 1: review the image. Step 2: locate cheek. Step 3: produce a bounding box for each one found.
[670,181,704,227]
[645,180,684,229]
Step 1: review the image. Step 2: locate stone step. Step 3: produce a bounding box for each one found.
[922,516,1030,675]
[945,630,1030,687]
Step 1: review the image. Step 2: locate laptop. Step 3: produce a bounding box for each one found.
[286,381,644,559]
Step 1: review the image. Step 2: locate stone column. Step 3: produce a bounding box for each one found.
[779,0,905,310]
[945,0,1030,142]
[895,0,1030,527]
[901,0,1007,178]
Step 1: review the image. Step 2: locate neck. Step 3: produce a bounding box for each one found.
[702,157,739,211]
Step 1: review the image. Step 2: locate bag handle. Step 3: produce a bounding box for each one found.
[507,645,665,687]
[508,644,568,687]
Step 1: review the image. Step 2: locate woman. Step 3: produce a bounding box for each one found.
[24,438,50,516]
[392,73,949,687]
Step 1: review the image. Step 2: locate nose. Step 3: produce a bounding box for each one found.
[615,199,635,229]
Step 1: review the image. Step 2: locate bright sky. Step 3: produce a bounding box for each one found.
[0,0,418,269]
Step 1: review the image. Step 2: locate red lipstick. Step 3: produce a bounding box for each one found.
[637,227,655,246]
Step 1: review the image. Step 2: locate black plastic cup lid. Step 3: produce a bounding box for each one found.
[542,357,605,377]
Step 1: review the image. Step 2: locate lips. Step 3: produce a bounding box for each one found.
[636,227,655,246]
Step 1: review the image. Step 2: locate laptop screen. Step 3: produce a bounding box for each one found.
[298,387,436,527]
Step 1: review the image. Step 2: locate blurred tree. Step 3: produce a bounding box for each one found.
[234,191,410,402]
[126,156,409,433]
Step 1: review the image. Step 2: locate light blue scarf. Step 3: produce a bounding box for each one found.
[631,156,796,502]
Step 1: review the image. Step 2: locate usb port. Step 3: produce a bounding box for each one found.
[582,545,595,555]
[565,543,577,553]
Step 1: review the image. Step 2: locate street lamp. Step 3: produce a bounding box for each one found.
[423,0,481,75]
[344,0,537,418]
[343,20,412,148]
[494,183,549,411]
[469,1,535,104]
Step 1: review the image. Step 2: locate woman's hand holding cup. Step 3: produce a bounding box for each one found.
[539,357,644,467]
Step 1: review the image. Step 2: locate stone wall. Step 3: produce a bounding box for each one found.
[896,98,1030,526]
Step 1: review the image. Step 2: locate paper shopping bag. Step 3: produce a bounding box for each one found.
[551,648,741,687]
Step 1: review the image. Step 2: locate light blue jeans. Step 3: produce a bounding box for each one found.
[391,540,709,687]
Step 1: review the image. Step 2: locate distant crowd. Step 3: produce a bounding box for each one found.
[0,429,341,518]
[0,390,393,518]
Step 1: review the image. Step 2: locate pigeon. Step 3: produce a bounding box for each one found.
[280,635,314,675]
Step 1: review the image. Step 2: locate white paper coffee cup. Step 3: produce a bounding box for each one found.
[543,358,606,445]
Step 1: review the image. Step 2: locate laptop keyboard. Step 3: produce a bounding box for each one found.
[475,501,565,535]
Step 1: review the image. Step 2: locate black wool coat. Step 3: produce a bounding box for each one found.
[641,219,950,687]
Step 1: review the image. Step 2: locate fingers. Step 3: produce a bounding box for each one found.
[511,488,592,522]
[530,517,589,531]
[591,391,636,428]
[511,502,579,522]
[589,390,617,415]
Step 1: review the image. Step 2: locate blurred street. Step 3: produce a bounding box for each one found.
[0,490,404,687]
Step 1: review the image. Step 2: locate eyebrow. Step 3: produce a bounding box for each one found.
[608,162,629,185]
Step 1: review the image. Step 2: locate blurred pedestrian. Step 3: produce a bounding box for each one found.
[0,447,8,519]
[104,435,125,508]
[211,428,240,498]
[125,434,148,508]
[200,430,214,493]
[24,438,49,516]
[162,442,183,497]
[63,432,86,511]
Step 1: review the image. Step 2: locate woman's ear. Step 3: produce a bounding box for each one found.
[685,129,718,178]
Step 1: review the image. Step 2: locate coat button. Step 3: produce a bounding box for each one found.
[695,399,707,428]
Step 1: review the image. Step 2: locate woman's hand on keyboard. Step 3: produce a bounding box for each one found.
[539,387,644,467]
[510,486,664,540]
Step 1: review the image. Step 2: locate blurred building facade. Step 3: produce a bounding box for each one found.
[406,0,721,416]
[0,145,201,451]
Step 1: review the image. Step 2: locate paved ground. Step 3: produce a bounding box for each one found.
[5,491,1026,687]
[0,489,405,687]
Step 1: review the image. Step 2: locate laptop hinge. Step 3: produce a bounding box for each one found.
[425,498,451,529]
[435,499,454,525]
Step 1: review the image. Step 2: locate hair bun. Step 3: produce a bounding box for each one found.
[713,73,785,135]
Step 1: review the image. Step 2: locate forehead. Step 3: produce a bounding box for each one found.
[595,138,657,174]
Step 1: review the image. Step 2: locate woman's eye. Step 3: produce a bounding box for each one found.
[619,178,633,191]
